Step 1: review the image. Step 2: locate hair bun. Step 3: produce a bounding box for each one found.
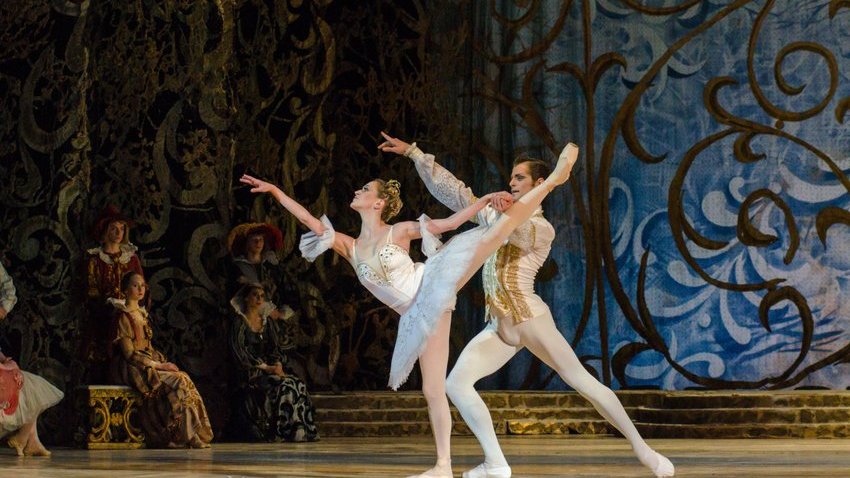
[378,179,403,221]
[385,179,401,194]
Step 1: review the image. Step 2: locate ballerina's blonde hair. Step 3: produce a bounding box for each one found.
[375,179,403,222]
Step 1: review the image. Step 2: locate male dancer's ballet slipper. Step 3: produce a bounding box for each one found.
[7,436,25,456]
[463,462,512,478]
[652,451,675,477]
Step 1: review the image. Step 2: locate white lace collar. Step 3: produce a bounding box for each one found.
[229,295,274,324]
[87,243,139,265]
[107,297,148,318]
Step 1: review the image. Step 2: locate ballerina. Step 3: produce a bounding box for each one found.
[0,262,63,457]
[240,140,578,478]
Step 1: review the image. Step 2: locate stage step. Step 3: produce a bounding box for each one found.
[634,422,850,439]
[313,390,850,438]
[634,406,850,424]
[314,391,660,409]
[318,406,613,423]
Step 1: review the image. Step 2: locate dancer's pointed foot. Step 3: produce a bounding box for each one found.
[463,462,512,478]
[406,462,453,478]
[637,447,674,477]
[651,451,674,477]
[189,436,211,449]
[544,142,580,190]
[23,442,51,457]
[7,436,25,456]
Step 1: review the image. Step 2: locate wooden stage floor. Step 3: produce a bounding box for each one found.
[3,436,849,477]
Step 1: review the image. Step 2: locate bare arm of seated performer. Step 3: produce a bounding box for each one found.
[258,362,286,377]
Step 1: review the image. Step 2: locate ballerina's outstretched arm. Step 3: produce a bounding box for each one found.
[240,174,355,262]
[424,193,496,234]
[392,192,498,246]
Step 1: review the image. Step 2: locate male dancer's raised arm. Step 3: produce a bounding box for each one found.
[379,132,514,222]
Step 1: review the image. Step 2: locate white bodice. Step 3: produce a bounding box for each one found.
[352,228,424,313]
[298,213,485,390]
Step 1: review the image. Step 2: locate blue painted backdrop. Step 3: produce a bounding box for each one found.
[446,0,850,390]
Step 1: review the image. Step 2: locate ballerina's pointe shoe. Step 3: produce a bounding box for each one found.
[463,462,512,478]
[545,142,580,189]
[652,452,674,477]
[189,436,211,449]
[406,463,453,478]
[24,443,51,457]
[7,436,25,456]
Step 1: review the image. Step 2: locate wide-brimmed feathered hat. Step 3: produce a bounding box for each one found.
[90,205,134,242]
[227,223,284,256]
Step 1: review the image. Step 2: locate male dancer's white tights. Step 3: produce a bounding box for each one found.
[446,316,672,476]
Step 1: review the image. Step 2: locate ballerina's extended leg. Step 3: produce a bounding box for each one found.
[457,142,580,287]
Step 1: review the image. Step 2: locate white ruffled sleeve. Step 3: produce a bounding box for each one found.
[408,146,479,218]
[299,215,336,262]
[417,214,443,257]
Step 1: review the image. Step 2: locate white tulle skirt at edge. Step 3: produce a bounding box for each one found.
[388,225,489,390]
[0,371,64,437]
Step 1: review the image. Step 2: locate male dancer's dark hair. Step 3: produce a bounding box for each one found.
[513,157,551,181]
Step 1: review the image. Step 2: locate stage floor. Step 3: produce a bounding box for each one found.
[3,436,849,477]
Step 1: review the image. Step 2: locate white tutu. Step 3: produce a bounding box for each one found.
[388,225,489,390]
[0,371,64,437]
[298,213,489,390]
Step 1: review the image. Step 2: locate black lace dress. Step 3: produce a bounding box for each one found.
[229,313,319,442]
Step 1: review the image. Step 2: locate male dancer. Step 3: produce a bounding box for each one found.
[379,132,674,478]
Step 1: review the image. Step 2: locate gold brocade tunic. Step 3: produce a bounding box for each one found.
[409,147,556,326]
[481,209,554,324]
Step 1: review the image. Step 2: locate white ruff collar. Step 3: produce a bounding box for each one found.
[87,243,139,265]
[107,297,148,318]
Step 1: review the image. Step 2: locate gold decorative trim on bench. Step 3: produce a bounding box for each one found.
[76,385,145,449]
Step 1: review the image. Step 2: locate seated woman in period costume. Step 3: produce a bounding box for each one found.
[229,283,319,442]
[0,262,63,456]
[109,271,213,448]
